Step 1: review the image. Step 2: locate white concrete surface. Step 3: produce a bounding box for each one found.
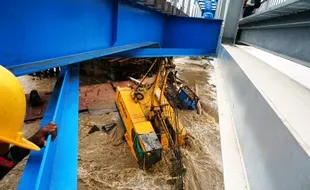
[217,45,310,190]
[225,45,310,156]
[215,60,249,190]
[238,45,310,90]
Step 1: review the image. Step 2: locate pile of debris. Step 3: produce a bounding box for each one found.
[80,58,158,82]
[29,67,61,78]
[28,58,158,82]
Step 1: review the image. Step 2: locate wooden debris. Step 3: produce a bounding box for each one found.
[88,126,100,134]
[194,83,202,115]
[129,77,142,85]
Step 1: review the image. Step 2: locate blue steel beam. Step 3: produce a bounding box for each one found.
[8,42,157,76]
[18,64,80,190]
[108,48,217,57]
[0,0,222,74]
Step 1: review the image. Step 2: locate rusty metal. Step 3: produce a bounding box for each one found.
[24,81,136,122]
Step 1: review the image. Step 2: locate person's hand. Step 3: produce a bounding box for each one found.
[28,122,57,148]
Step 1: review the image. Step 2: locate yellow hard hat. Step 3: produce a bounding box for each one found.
[0,65,40,151]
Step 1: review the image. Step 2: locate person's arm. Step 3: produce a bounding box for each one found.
[9,122,57,161]
[0,123,57,179]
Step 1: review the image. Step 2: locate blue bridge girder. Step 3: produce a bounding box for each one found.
[107,47,217,57]
[0,0,222,76]
[0,1,222,190]
[18,64,80,190]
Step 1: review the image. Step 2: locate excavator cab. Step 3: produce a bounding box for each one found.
[115,87,163,169]
[131,130,162,169]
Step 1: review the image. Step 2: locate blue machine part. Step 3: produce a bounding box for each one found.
[178,89,197,110]
[109,48,217,58]
[199,0,218,19]
[177,86,199,110]
[0,0,222,75]
[18,64,80,190]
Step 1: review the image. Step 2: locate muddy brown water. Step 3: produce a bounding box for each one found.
[0,57,223,190]
[175,58,223,190]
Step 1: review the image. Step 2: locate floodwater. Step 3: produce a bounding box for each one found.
[0,57,223,190]
[175,58,223,190]
[78,112,172,190]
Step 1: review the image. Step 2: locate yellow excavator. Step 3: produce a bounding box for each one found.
[115,58,187,169]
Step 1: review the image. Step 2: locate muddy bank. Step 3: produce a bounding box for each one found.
[18,75,57,94]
